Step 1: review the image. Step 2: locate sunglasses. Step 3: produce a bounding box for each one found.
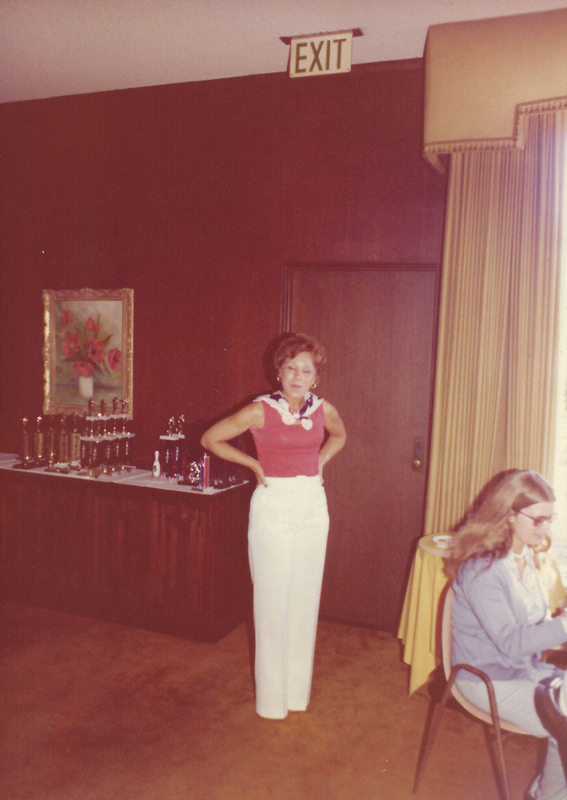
[517,509,556,528]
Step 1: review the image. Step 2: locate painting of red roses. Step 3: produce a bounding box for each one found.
[43,288,133,415]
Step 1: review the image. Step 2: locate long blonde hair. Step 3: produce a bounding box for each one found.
[445,469,555,580]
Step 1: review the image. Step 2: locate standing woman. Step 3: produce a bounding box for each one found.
[446,470,567,800]
[201,333,346,719]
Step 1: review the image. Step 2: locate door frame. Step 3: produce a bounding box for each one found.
[280,261,442,628]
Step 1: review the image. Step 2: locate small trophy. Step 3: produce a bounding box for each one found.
[69,415,81,466]
[59,415,69,465]
[111,398,119,436]
[46,415,56,469]
[23,417,33,466]
[178,460,201,487]
[13,417,35,468]
[34,416,47,466]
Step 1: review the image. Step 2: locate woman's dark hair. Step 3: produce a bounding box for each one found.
[273,333,326,375]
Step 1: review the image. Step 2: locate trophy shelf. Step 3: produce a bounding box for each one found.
[0,463,253,642]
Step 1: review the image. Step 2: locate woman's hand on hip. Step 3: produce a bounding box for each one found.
[253,461,268,487]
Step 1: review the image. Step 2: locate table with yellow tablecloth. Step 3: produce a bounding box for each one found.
[398,535,449,695]
[398,535,567,696]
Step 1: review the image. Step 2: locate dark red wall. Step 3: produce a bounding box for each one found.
[0,60,447,466]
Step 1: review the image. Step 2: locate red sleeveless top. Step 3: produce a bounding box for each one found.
[251,401,325,477]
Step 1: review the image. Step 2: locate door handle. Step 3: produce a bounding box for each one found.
[412,437,425,471]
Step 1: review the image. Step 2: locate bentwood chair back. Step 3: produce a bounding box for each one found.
[413,586,530,800]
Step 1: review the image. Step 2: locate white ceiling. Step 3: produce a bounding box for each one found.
[0,0,565,103]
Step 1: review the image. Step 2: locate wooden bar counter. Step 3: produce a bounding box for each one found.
[0,457,253,642]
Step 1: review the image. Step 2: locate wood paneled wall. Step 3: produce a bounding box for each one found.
[0,60,447,467]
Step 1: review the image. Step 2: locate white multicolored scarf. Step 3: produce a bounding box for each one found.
[254,391,324,430]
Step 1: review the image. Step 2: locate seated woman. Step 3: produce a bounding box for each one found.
[446,469,567,800]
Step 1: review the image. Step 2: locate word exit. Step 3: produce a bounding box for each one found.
[289,31,353,78]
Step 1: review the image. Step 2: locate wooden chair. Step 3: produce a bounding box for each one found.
[413,586,531,800]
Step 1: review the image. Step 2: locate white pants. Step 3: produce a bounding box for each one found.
[457,665,567,800]
[248,475,329,719]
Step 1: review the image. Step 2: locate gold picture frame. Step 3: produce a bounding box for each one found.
[43,288,133,416]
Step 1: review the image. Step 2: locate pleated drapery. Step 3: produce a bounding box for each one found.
[424,109,566,535]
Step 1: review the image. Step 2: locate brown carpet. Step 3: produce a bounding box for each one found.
[1,602,541,800]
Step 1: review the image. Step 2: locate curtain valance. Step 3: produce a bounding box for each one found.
[423,8,567,171]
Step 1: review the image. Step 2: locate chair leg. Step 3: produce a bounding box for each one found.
[414,666,514,800]
[413,680,454,792]
[483,680,512,800]
[481,726,513,800]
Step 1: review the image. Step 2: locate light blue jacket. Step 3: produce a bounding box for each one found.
[452,554,567,681]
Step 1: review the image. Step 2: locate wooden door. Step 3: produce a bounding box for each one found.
[287,266,438,631]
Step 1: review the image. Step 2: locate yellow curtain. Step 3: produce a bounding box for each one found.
[424,109,566,534]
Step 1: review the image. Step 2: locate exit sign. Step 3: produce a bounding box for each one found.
[283,30,359,78]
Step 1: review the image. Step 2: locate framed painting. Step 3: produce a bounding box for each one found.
[43,288,133,416]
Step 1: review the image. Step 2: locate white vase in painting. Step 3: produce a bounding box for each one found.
[78,375,94,398]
